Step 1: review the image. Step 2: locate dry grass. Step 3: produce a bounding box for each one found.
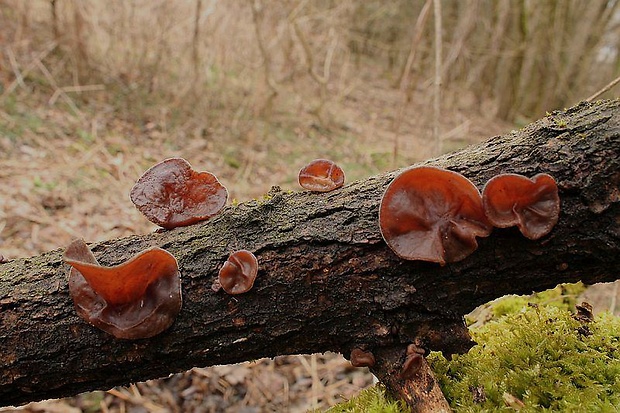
[3,1,616,411]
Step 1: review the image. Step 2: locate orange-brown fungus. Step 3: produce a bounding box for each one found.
[482,173,560,240]
[350,348,376,368]
[218,250,258,295]
[130,157,228,229]
[298,159,345,192]
[63,239,182,339]
[379,166,492,265]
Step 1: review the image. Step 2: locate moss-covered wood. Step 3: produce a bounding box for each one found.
[1,100,619,409]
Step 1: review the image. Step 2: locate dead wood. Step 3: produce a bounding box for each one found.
[1,100,619,409]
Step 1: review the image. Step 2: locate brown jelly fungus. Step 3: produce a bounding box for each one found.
[350,348,376,368]
[400,344,425,379]
[63,239,182,339]
[482,173,560,240]
[298,159,345,192]
[379,166,492,265]
[130,157,228,229]
[218,250,259,295]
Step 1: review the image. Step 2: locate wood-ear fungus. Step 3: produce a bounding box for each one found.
[350,348,376,368]
[379,166,492,265]
[298,159,345,192]
[63,239,182,339]
[400,344,425,379]
[482,173,560,240]
[130,157,228,229]
[218,250,258,295]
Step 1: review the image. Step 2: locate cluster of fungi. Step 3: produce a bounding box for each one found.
[378,166,560,265]
[60,156,559,384]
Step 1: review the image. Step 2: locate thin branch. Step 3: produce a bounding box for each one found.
[5,46,27,91]
[398,0,433,91]
[192,0,203,77]
[248,0,279,97]
[291,18,327,86]
[49,84,105,105]
[393,0,432,165]
[585,74,620,102]
[34,59,84,119]
[1,42,57,98]
[433,0,443,155]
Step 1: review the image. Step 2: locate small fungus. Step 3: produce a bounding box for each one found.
[298,159,345,192]
[379,166,492,265]
[400,344,425,379]
[350,348,376,368]
[482,173,560,240]
[63,239,182,339]
[130,157,228,229]
[218,250,259,295]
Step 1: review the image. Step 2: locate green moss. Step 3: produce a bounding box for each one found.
[430,306,620,412]
[323,385,408,413]
[328,284,618,413]
[467,283,585,325]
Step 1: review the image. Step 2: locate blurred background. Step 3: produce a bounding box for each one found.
[0,0,619,411]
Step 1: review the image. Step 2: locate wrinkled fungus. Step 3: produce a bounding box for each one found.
[298,159,345,192]
[63,239,182,339]
[350,348,376,368]
[379,166,492,265]
[482,173,560,240]
[400,344,425,379]
[130,157,228,229]
[218,250,259,295]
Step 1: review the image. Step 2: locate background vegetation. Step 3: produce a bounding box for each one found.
[1,0,619,411]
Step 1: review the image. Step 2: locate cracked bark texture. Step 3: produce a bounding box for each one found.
[1,100,619,409]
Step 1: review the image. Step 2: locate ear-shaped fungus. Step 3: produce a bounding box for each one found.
[482,173,560,240]
[379,166,492,265]
[218,250,258,295]
[350,348,376,368]
[298,159,345,192]
[130,157,228,229]
[63,239,182,339]
[401,344,425,379]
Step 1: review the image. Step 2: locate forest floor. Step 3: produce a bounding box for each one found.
[1,65,617,412]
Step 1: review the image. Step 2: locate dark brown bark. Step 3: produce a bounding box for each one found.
[1,100,619,409]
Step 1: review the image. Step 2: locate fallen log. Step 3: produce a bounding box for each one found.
[1,100,619,409]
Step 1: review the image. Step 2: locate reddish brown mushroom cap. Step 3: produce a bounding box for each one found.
[218,250,259,295]
[379,166,492,265]
[298,159,345,192]
[130,157,228,229]
[482,173,560,240]
[350,348,376,368]
[63,239,182,339]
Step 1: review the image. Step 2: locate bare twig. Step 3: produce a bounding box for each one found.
[192,0,203,77]
[49,84,105,105]
[433,0,443,155]
[1,42,57,98]
[34,59,84,119]
[393,0,432,165]
[5,46,26,91]
[399,0,433,91]
[585,74,620,102]
[248,0,279,96]
[291,18,327,86]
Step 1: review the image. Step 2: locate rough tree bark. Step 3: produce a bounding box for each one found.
[1,100,619,410]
